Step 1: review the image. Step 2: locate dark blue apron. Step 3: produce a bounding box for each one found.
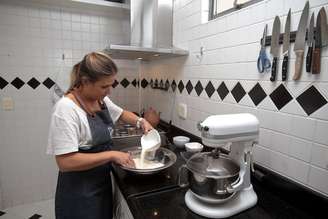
[55,95,114,219]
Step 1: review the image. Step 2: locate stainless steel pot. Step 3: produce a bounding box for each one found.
[179,152,241,202]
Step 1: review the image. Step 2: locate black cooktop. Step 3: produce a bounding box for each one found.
[111,144,185,199]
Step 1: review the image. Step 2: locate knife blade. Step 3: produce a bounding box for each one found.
[312,7,328,74]
[306,12,315,73]
[282,9,291,81]
[293,1,309,80]
[270,16,281,82]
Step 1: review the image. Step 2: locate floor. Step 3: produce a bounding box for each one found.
[0,199,54,219]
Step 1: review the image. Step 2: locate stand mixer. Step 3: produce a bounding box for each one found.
[182,113,259,218]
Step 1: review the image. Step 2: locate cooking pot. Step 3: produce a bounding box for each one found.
[178,152,243,203]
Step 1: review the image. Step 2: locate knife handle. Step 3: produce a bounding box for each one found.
[312,47,321,74]
[282,55,288,81]
[306,46,313,73]
[270,57,278,82]
[293,50,304,80]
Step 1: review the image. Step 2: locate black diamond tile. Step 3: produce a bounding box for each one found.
[165,79,170,90]
[194,81,203,96]
[186,80,193,94]
[178,80,184,93]
[120,78,130,88]
[231,82,246,103]
[296,86,327,115]
[11,77,25,89]
[269,84,293,110]
[249,83,267,106]
[29,214,42,219]
[43,78,55,89]
[150,79,154,87]
[159,79,164,88]
[205,81,215,98]
[112,80,119,88]
[0,76,9,89]
[171,80,177,92]
[27,77,40,89]
[141,79,148,88]
[154,79,159,87]
[131,79,137,87]
[0,211,5,216]
[217,82,229,100]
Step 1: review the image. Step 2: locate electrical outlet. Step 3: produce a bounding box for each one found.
[177,103,187,119]
[2,97,14,111]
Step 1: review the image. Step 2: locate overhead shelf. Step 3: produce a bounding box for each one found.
[71,0,129,10]
[27,0,130,12]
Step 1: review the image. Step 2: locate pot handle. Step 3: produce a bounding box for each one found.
[178,164,189,188]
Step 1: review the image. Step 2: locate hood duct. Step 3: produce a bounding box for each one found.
[105,0,188,61]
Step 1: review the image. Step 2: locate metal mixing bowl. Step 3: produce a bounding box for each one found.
[118,146,177,175]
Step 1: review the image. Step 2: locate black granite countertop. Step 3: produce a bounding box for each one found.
[111,122,327,219]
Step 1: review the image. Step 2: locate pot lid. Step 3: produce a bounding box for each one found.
[186,152,240,178]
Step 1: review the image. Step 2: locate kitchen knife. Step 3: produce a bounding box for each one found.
[293,1,309,80]
[306,12,315,73]
[282,9,291,81]
[312,7,328,74]
[270,16,281,82]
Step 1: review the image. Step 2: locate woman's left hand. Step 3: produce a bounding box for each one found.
[140,119,153,134]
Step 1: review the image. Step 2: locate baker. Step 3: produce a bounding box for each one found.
[47,51,153,219]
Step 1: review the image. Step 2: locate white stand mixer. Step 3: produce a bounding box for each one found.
[185,113,259,218]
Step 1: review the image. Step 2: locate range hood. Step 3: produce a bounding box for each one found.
[105,0,189,61]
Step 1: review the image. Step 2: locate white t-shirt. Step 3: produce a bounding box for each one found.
[47,96,123,155]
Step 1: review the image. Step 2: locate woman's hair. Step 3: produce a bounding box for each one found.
[66,51,117,93]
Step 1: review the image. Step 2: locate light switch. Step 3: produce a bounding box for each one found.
[2,97,14,111]
[177,103,187,119]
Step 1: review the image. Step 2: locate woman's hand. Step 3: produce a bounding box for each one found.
[111,151,135,168]
[140,118,153,134]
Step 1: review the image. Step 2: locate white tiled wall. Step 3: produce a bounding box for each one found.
[141,0,328,197]
[0,0,138,209]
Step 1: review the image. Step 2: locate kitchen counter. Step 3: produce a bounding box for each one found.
[111,122,327,219]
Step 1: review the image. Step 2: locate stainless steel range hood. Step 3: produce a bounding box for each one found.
[105,0,188,61]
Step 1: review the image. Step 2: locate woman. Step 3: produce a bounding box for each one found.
[47,51,153,219]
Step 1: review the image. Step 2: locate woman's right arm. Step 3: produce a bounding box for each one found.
[55,150,135,172]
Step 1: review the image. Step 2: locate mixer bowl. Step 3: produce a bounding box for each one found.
[179,152,240,202]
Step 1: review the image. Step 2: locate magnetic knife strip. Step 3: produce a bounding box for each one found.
[262,29,317,47]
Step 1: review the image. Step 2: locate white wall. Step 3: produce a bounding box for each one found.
[141,0,328,197]
[0,0,138,209]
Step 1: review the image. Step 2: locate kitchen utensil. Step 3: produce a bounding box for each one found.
[118,146,176,175]
[306,12,315,73]
[312,7,328,74]
[179,153,240,202]
[293,1,309,80]
[181,113,259,218]
[141,129,161,160]
[282,9,291,81]
[173,136,190,148]
[270,16,281,81]
[185,142,203,153]
[257,24,271,73]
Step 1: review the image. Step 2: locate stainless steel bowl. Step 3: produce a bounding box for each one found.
[118,146,177,175]
[179,153,240,202]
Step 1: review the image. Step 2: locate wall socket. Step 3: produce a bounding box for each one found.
[2,97,14,111]
[177,103,187,119]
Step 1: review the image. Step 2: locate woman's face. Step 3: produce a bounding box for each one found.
[83,74,116,100]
